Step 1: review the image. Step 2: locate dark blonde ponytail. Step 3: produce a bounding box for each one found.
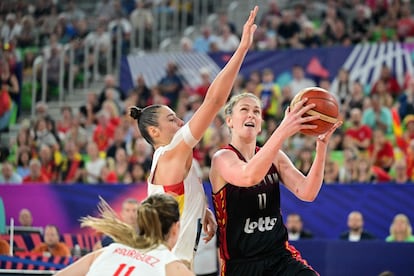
[80,194,179,250]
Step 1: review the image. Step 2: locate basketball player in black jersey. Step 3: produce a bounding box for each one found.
[210,93,342,276]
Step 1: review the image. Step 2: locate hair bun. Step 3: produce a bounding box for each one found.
[129,106,143,121]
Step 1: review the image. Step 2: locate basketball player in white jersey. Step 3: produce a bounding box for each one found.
[55,194,193,276]
[129,6,259,266]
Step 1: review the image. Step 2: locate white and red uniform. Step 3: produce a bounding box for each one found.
[86,243,178,276]
[147,123,206,263]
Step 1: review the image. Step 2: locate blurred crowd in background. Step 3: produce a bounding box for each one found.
[0,0,413,185]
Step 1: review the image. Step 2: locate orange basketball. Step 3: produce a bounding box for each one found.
[290,87,339,136]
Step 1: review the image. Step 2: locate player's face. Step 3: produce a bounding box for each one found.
[228,97,262,138]
[44,226,60,246]
[121,202,139,226]
[157,106,184,143]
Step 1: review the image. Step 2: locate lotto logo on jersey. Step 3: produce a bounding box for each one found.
[244,216,277,234]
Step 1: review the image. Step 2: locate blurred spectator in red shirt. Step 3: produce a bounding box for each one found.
[368,128,395,173]
[371,64,401,99]
[92,110,116,152]
[194,67,211,99]
[344,107,372,152]
[23,159,50,184]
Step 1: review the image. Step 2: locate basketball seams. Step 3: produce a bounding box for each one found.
[305,109,338,124]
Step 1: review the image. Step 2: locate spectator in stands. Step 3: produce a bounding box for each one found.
[23,158,50,184]
[339,211,376,241]
[44,44,61,99]
[106,126,127,159]
[338,146,359,183]
[299,21,322,48]
[58,140,85,183]
[288,64,316,96]
[277,10,301,48]
[79,91,100,130]
[98,74,125,110]
[157,61,183,109]
[354,155,377,183]
[0,161,22,184]
[295,146,313,175]
[0,238,10,255]
[371,64,401,99]
[56,106,74,141]
[386,213,414,242]
[350,4,372,44]
[216,24,240,52]
[18,208,33,227]
[213,8,237,36]
[397,2,414,42]
[324,156,340,184]
[92,110,116,152]
[183,95,202,123]
[371,79,394,108]
[33,117,59,151]
[193,67,211,99]
[333,68,351,106]
[193,25,217,53]
[128,137,152,177]
[368,128,395,174]
[397,78,414,120]
[391,159,410,184]
[0,58,19,132]
[94,197,140,249]
[112,147,132,184]
[362,94,393,135]
[344,108,372,152]
[65,0,86,21]
[0,13,22,43]
[286,213,314,241]
[94,0,116,21]
[84,141,105,184]
[31,224,71,257]
[64,114,88,153]
[127,74,151,108]
[39,144,59,182]
[255,68,281,120]
[129,0,153,50]
[56,194,193,275]
[17,15,36,48]
[343,81,365,119]
[15,147,31,179]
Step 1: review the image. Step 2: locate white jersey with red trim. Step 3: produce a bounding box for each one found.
[86,243,177,276]
[147,125,206,263]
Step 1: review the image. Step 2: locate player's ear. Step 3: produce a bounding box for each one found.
[226,116,232,128]
[148,126,159,138]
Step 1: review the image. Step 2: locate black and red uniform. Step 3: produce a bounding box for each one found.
[212,144,318,276]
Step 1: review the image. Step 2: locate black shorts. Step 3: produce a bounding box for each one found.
[223,245,318,276]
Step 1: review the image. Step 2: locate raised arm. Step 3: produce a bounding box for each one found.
[188,6,258,141]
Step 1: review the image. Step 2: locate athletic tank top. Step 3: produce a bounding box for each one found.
[212,144,288,261]
[86,243,178,276]
[147,127,206,263]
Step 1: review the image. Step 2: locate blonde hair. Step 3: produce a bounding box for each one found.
[224,92,261,117]
[81,194,179,250]
[389,213,412,239]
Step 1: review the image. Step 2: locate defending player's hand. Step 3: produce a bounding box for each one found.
[239,6,258,51]
[203,208,217,243]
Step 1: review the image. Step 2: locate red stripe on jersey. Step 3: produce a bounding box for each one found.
[163,181,185,196]
[285,241,320,276]
[213,188,230,261]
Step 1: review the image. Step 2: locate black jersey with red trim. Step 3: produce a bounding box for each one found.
[212,144,288,262]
